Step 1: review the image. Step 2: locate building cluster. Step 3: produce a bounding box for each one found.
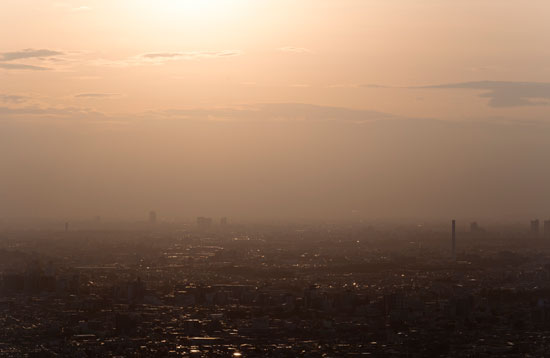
[530,219,550,239]
[1,222,550,356]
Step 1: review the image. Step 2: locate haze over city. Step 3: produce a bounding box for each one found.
[2,3,550,357]
[2,0,550,222]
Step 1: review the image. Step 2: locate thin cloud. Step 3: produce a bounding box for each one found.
[327,84,361,88]
[141,50,242,61]
[72,6,91,12]
[361,84,391,89]
[95,50,242,67]
[0,49,64,61]
[0,105,105,120]
[142,53,182,59]
[0,63,51,71]
[279,47,311,53]
[415,81,550,107]
[0,94,28,104]
[53,2,92,12]
[70,76,101,80]
[0,103,399,129]
[159,103,396,123]
[75,93,121,98]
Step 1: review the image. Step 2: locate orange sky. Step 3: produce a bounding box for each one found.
[1,1,550,221]
[1,0,549,118]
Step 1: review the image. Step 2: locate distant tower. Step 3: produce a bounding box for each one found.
[197,217,213,229]
[531,219,540,237]
[149,211,157,224]
[65,222,69,231]
[544,220,550,240]
[451,220,456,260]
[220,217,228,226]
[470,222,479,233]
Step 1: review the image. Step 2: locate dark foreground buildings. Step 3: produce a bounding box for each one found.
[2,222,550,357]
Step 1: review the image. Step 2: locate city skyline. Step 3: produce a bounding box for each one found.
[2,2,550,356]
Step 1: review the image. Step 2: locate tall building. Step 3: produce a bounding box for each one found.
[531,219,540,236]
[220,217,228,226]
[452,220,456,260]
[545,220,550,240]
[197,217,213,229]
[470,222,479,232]
[149,210,157,224]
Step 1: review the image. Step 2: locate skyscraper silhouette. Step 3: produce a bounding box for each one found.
[452,220,456,260]
[531,219,540,237]
[149,211,157,224]
[544,220,550,240]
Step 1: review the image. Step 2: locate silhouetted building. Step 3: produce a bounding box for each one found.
[531,219,540,236]
[65,222,69,231]
[470,221,485,235]
[149,210,157,224]
[452,220,456,260]
[197,217,213,229]
[128,277,145,302]
[2,273,24,292]
[115,313,138,335]
[545,220,550,240]
[220,217,228,226]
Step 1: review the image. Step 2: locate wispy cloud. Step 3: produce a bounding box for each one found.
[0,48,66,71]
[0,103,399,127]
[140,50,242,61]
[0,49,63,62]
[0,48,241,71]
[327,84,361,89]
[415,81,550,107]
[141,53,183,59]
[94,50,243,67]
[361,84,390,89]
[0,63,51,71]
[71,6,91,12]
[74,93,121,99]
[0,94,28,104]
[0,105,105,120]
[279,47,311,53]
[53,2,92,12]
[158,103,396,123]
[70,76,101,80]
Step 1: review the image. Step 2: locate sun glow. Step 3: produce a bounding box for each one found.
[162,0,225,14]
[136,0,247,22]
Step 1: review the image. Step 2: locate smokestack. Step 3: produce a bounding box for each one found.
[451,219,456,260]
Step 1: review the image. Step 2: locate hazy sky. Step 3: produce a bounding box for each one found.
[1,0,550,221]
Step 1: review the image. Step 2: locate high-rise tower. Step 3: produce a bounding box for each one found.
[452,220,456,260]
[544,220,550,240]
[149,210,157,224]
[531,219,540,237]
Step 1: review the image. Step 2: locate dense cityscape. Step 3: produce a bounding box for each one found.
[3,0,550,357]
[2,216,550,357]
